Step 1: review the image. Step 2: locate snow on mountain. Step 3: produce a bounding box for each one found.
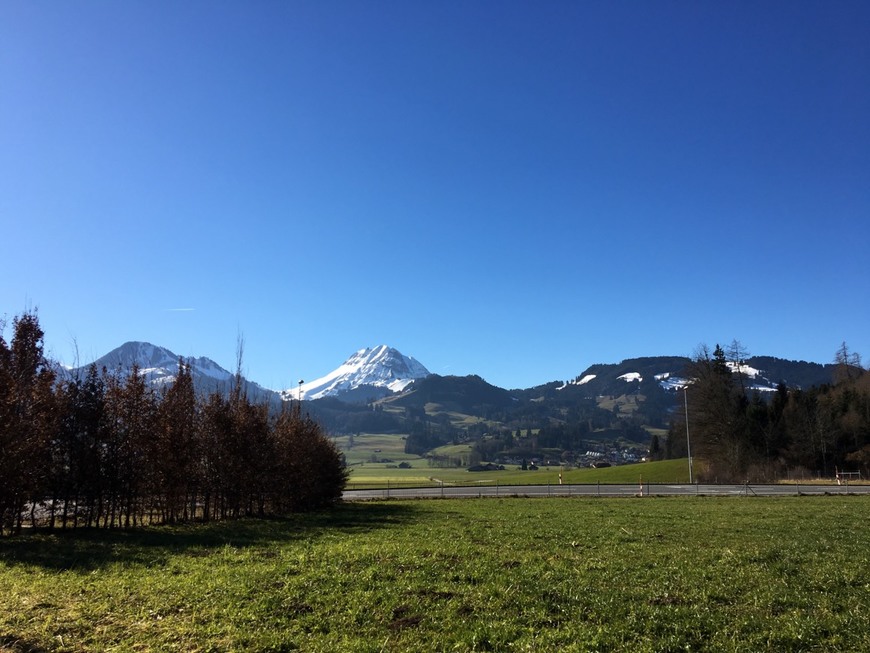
[654,364,780,392]
[86,341,209,386]
[726,361,761,378]
[69,342,427,405]
[286,345,430,401]
[657,374,691,390]
[71,341,271,399]
[567,357,785,397]
[558,374,597,390]
[655,372,691,390]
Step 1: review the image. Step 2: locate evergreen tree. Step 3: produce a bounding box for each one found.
[155,360,199,522]
[270,404,347,512]
[683,344,751,481]
[649,433,662,460]
[0,312,352,534]
[102,364,157,527]
[200,391,234,521]
[57,364,107,528]
[0,311,57,535]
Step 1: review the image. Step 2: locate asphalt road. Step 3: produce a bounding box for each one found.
[343,482,870,501]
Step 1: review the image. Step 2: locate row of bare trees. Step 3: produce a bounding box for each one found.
[670,341,870,482]
[1,311,347,536]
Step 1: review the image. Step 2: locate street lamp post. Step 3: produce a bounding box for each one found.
[683,385,693,484]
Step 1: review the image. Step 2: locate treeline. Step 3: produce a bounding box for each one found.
[666,343,870,482]
[0,311,346,536]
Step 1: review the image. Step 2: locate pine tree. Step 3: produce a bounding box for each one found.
[103,364,156,527]
[270,404,347,512]
[684,344,746,481]
[0,311,57,535]
[200,392,233,521]
[156,360,199,522]
[59,364,107,528]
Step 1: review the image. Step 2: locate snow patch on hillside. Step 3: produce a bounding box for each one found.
[558,373,598,390]
[658,374,691,390]
[727,361,761,378]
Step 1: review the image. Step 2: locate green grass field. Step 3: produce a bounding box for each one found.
[333,433,419,466]
[2,496,868,652]
[346,458,691,488]
[335,432,687,489]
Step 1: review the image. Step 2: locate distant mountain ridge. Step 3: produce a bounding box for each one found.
[71,341,279,404]
[67,343,845,454]
[554,355,836,398]
[88,341,232,385]
[73,343,838,410]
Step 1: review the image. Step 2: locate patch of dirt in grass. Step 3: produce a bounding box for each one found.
[456,604,475,617]
[389,606,423,630]
[286,602,314,616]
[415,589,455,600]
[648,593,687,606]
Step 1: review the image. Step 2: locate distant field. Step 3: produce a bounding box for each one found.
[346,459,692,489]
[334,431,688,489]
[2,497,867,651]
[597,393,645,414]
[429,443,474,457]
[333,433,418,466]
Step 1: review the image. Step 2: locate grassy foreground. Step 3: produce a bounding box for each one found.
[2,497,869,652]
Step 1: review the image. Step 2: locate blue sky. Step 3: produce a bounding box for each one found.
[2,1,868,390]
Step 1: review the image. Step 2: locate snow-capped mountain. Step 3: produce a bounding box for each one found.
[71,341,279,403]
[83,341,234,386]
[285,345,430,402]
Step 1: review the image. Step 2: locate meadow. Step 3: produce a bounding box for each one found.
[345,458,692,489]
[337,433,689,489]
[2,496,868,652]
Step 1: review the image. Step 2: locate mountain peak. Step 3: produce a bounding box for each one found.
[288,345,430,402]
[91,341,183,377]
[74,341,278,404]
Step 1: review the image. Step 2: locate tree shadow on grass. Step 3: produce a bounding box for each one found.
[0,633,49,653]
[0,502,421,572]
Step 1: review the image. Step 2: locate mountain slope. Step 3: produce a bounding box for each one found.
[87,341,231,385]
[556,355,837,398]
[74,341,279,403]
[385,374,516,414]
[287,345,430,402]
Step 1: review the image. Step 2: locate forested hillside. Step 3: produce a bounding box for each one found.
[309,351,859,472]
[666,343,870,481]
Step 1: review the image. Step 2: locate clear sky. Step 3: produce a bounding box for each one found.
[2,1,868,391]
